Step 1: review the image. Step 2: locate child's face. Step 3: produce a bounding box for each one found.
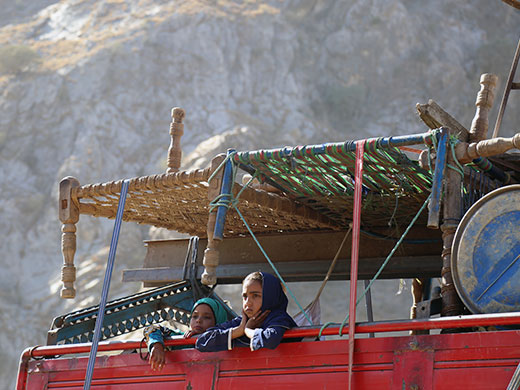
[190,303,216,334]
[242,279,263,318]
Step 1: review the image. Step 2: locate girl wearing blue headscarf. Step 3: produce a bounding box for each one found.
[196,272,297,352]
[144,297,228,371]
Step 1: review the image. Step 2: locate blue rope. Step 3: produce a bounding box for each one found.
[84,180,129,390]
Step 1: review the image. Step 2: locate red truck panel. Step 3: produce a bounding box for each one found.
[20,329,520,390]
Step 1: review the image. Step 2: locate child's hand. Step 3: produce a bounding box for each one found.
[149,343,165,371]
[231,310,248,339]
[245,310,270,330]
[239,310,248,330]
[184,329,196,339]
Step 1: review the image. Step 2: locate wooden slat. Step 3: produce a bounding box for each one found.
[142,229,441,266]
[416,99,470,141]
[123,255,441,285]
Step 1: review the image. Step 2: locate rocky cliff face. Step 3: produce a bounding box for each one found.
[0,0,518,387]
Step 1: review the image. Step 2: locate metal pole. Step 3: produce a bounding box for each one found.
[363,280,375,338]
[234,131,433,161]
[441,140,464,317]
[348,140,365,389]
[83,180,129,390]
[213,149,235,240]
[427,128,448,229]
[492,35,520,139]
[507,361,520,390]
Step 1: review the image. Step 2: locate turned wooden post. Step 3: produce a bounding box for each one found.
[167,107,185,173]
[440,148,464,317]
[59,177,80,299]
[201,154,226,286]
[455,133,520,164]
[469,73,498,143]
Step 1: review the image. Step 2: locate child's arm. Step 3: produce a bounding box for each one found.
[245,326,288,351]
[143,325,182,371]
[243,310,289,351]
[195,317,245,352]
[144,325,165,352]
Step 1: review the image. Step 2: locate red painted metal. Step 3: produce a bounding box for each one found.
[348,139,365,389]
[18,329,520,390]
[20,312,520,361]
[17,313,520,389]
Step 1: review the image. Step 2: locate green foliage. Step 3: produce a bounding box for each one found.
[0,45,41,75]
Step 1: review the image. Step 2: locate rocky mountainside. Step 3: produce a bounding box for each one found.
[0,0,519,387]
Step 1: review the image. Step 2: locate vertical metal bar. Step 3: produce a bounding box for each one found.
[83,180,129,390]
[469,168,475,205]
[493,35,520,139]
[214,149,235,240]
[427,128,448,229]
[440,134,464,317]
[422,278,432,301]
[507,361,520,390]
[348,140,365,390]
[363,280,374,338]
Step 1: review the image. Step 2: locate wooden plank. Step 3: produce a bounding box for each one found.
[142,229,441,267]
[130,229,442,285]
[416,99,470,141]
[123,255,441,285]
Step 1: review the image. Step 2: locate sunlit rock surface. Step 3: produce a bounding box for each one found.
[0,0,518,387]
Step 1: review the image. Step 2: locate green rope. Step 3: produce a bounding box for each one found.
[331,193,431,337]
[234,206,313,326]
[208,169,261,213]
[208,193,237,213]
[235,171,260,199]
[237,144,431,201]
[207,151,237,184]
[208,158,313,325]
[447,136,465,177]
[318,321,335,339]
[426,129,441,175]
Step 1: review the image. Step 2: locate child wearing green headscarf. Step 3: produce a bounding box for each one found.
[144,297,228,371]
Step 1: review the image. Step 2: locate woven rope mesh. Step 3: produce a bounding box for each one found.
[74,170,337,237]
[234,140,432,228]
[73,140,432,235]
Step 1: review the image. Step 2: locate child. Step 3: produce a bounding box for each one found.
[196,271,297,352]
[144,297,228,371]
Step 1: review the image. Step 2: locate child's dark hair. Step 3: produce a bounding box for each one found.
[243,271,263,285]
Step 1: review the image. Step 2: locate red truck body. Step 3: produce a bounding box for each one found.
[18,315,520,389]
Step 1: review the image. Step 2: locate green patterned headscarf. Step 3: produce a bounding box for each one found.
[192,297,228,325]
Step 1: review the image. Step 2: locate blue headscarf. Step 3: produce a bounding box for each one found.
[259,272,297,329]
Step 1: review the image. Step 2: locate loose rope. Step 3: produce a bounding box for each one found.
[208,140,434,333]
[314,226,352,302]
[208,156,313,325]
[316,193,431,339]
[447,135,465,177]
[337,194,431,336]
[234,207,313,325]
